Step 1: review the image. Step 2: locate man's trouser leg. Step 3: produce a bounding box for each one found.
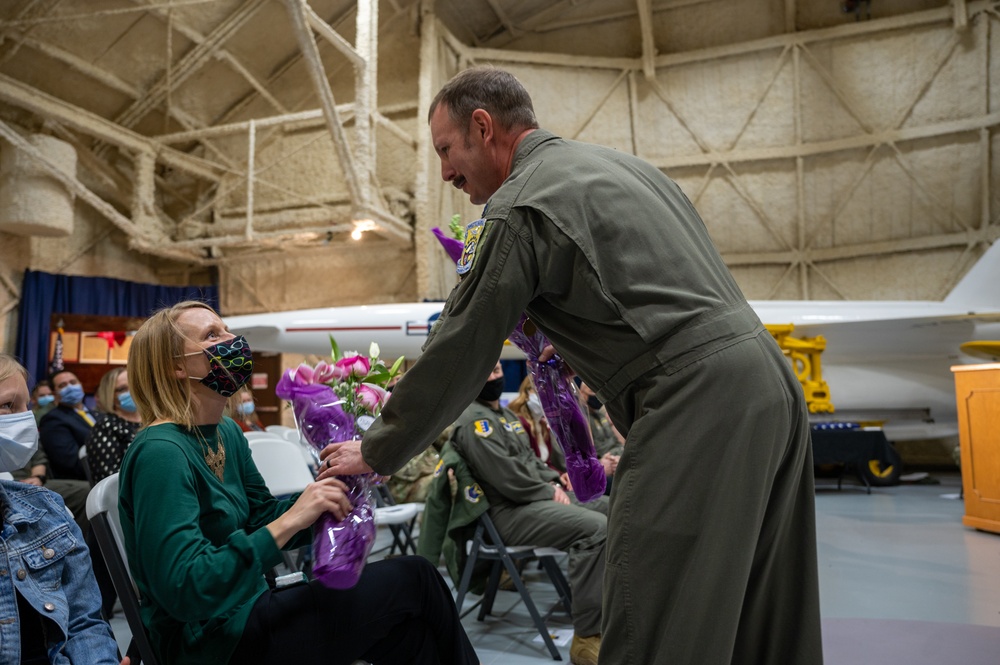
[601,331,823,665]
[491,498,608,636]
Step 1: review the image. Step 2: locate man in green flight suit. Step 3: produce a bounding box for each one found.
[453,361,607,665]
[321,67,823,665]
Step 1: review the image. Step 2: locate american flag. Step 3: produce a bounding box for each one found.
[49,326,65,374]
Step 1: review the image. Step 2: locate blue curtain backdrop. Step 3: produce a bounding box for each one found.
[15,270,218,385]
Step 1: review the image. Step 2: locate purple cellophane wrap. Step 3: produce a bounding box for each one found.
[507,314,606,502]
[275,371,376,589]
[432,227,466,264]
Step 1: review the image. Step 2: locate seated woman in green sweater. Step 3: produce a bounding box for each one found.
[118,301,479,665]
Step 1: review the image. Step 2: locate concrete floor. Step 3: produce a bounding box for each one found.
[110,471,1000,664]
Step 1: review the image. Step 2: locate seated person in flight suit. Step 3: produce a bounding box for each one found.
[451,360,609,665]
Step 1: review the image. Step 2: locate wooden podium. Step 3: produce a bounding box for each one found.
[953,363,1000,534]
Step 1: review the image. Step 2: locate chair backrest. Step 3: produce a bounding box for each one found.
[248,438,315,496]
[85,473,161,665]
[264,425,293,435]
[243,430,282,442]
[281,428,303,444]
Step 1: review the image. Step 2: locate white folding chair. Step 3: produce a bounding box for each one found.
[247,438,315,497]
[86,474,160,665]
[265,425,293,435]
[243,430,284,443]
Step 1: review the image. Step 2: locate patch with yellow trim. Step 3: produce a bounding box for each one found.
[499,417,513,432]
[464,483,484,503]
[473,419,494,438]
[456,218,487,275]
[433,458,445,477]
[510,421,525,434]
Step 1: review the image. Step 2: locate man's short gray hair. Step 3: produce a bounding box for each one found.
[428,66,539,134]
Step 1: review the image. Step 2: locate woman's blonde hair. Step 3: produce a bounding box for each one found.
[507,375,535,420]
[128,300,226,428]
[0,353,28,384]
[95,366,127,414]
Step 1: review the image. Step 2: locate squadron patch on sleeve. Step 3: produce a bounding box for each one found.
[474,419,493,438]
[456,218,487,275]
[510,421,526,434]
[464,483,484,504]
[433,458,445,477]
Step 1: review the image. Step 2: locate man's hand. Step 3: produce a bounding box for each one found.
[19,477,43,486]
[317,439,375,478]
[600,453,620,477]
[552,484,571,505]
[538,344,557,363]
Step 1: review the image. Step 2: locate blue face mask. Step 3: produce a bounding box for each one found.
[118,391,137,413]
[59,383,84,405]
[238,401,255,416]
[36,395,55,407]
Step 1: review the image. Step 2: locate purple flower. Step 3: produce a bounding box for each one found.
[507,314,606,502]
[432,226,465,263]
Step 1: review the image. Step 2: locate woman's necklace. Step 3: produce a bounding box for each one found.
[193,426,226,482]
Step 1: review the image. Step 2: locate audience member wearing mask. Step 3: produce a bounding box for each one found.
[449,361,608,665]
[31,380,55,424]
[87,367,141,485]
[0,353,127,665]
[119,301,478,665]
[234,390,264,433]
[39,370,94,481]
[506,376,567,482]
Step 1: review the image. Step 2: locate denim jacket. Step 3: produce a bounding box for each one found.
[0,480,119,664]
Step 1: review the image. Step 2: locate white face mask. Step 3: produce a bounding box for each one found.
[527,392,543,418]
[0,411,39,473]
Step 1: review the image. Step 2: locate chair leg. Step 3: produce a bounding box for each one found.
[454,537,482,613]
[479,561,503,620]
[539,556,572,614]
[504,555,562,661]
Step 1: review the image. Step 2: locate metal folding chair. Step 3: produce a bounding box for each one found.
[454,512,572,661]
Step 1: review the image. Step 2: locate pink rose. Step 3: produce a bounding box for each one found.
[335,355,371,379]
[355,383,388,412]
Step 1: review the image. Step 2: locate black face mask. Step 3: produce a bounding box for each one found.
[587,395,603,411]
[478,376,505,402]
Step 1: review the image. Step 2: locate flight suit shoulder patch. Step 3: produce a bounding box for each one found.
[456,218,487,275]
[433,458,445,477]
[464,483,484,503]
[473,419,494,438]
[510,421,525,434]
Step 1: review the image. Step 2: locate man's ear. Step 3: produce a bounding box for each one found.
[470,109,494,144]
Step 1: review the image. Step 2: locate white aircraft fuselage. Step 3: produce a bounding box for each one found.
[225,243,1000,442]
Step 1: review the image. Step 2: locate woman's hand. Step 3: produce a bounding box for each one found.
[266,477,352,548]
[317,439,374,478]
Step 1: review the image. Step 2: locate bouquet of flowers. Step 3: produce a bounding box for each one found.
[432,218,606,502]
[274,339,404,589]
